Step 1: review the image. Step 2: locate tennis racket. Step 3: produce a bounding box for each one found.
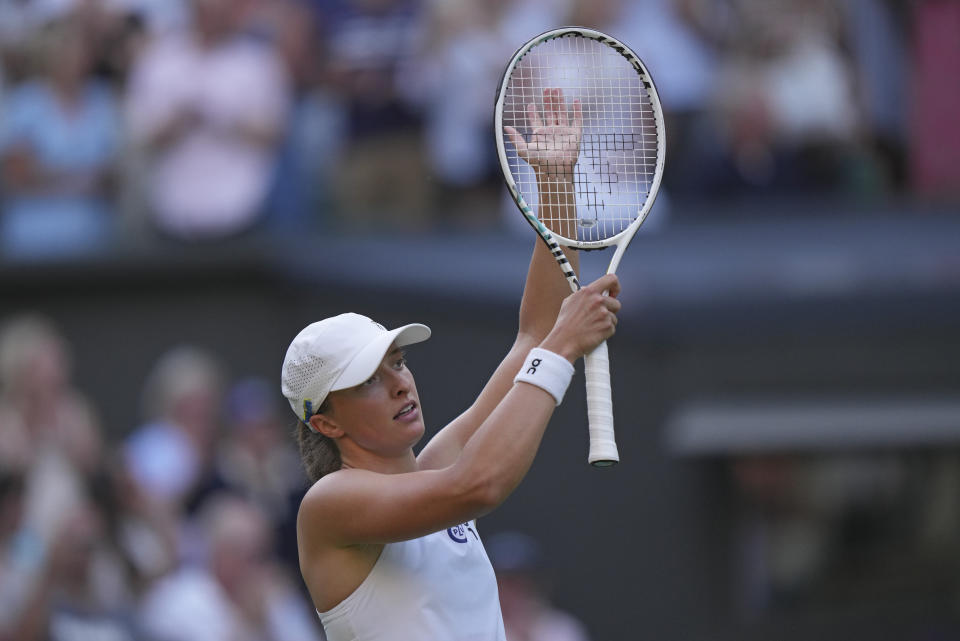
[494,27,666,467]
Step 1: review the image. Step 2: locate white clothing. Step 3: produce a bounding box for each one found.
[319,522,506,641]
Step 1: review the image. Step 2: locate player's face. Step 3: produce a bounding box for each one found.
[327,346,424,455]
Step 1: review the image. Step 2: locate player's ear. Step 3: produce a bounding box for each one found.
[309,413,344,439]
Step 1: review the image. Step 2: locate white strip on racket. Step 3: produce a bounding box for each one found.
[494,26,666,467]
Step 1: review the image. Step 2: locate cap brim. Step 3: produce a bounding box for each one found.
[330,323,431,391]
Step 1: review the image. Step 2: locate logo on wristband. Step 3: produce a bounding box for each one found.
[527,358,542,375]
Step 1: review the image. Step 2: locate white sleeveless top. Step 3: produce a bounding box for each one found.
[318,521,506,641]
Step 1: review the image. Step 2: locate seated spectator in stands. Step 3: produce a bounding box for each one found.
[215,377,306,569]
[123,346,226,517]
[104,0,190,35]
[38,499,141,641]
[487,531,591,641]
[1,484,141,641]
[909,0,960,201]
[105,449,180,595]
[0,16,120,258]
[125,0,291,240]
[603,0,720,203]
[310,0,430,228]
[0,0,73,55]
[139,493,324,641]
[410,0,537,229]
[0,315,124,641]
[0,314,102,480]
[0,467,42,641]
[258,0,347,234]
[701,0,864,197]
[841,0,909,196]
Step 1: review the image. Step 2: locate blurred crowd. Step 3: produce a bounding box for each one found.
[2,2,957,638]
[0,314,324,641]
[0,312,593,641]
[0,0,957,260]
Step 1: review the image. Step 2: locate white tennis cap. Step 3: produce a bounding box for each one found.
[281,313,431,423]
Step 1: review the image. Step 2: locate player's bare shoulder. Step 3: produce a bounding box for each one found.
[298,468,364,546]
[297,469,385,611]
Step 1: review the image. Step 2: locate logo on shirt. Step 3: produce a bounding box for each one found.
[447,523,478,543]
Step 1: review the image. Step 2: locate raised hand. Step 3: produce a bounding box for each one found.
[540,274,621,362]
[504,88,583,178]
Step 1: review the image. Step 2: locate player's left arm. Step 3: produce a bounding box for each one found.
[417,89,582,470]
[415,237,577,471]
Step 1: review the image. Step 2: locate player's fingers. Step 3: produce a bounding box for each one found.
[603,296,622,314]
[571,98,583,133]
[527,102,543,130]
[541,88,553,127]
[555,89,568,127]
[586,273,621,297]
[503,126,527,157]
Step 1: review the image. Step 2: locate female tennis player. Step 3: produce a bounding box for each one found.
[281,89,620,640]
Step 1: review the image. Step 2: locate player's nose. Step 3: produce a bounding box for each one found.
[385,368,411,397]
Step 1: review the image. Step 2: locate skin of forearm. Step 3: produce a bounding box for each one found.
[534,171,577,241]
[518,242,578,341]
[453,382,558,512]
[453,292,589,510]
[518,175,579,340]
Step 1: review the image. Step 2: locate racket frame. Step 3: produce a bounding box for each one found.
[494,26,667,467]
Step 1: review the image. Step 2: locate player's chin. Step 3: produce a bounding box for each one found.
[399,420,426,452]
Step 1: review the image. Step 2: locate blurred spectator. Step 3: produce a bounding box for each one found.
[412,0,570,229]
[122,346,226,517]
[0,314,102,478]
[125,0,291,240]
[0,15,121,258]
[102,0,190,35]
[0,0,72,53]
[841,0,909,195]
[606,0,720,201]
[88,8,151,90]
[908,0,960,201]
[258,0,347,234]
[0,467,45,641]
[215,377,306,568]
[30,499,140,641]
[0,486,137,641]
[730,454,910,612]
[0,315,126,641]
[409,0,505,227]
[105,449,181,596]
[698,0,866,197]
[487,531,591,641]
[311,0,431,228]
[139,492,324,641]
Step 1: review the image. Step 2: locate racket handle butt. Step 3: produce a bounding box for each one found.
[591,459,618,468]
[585,341,619,468]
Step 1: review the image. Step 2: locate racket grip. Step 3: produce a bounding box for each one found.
[584,340,619,467]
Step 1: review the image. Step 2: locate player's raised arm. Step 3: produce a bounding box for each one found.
[298,274,620,547]
[416,88,583,471]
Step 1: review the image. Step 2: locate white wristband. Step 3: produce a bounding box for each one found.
[513,347,575,406]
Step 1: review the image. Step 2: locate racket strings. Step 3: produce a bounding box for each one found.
[502,33,660,243]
